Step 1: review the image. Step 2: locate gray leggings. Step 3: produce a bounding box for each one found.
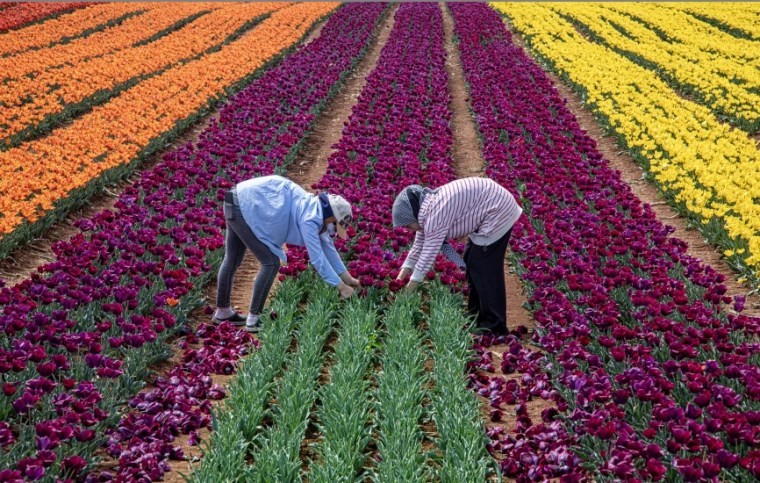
[216,196,281,315]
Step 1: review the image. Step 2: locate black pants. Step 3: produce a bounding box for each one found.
[463,229,512,334]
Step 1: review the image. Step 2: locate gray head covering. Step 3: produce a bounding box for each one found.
[392,184,466,269]
[392,184,435,228]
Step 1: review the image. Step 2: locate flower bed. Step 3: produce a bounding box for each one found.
[453,3,760,480]
[0,3,391,479]
[493,3,760,284]
[287,2,463,290]
[203,4,490,480]
[542,3,760,133]
[0,2,336,259]
[0,3,141,56]
[1,3,280,147]
[0,3,87,33]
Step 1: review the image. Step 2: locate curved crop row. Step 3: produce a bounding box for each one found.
[606,3,760,68]
[667,3,760,41]
[546,3,760,133]
[0,3,280,147]
[495,3,760,282]
[0,2,336,259]
[454,3,760,480]
[0,3,142,57]
[0,3,218,80]
[0,3,86,32]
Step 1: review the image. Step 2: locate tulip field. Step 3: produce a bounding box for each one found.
[1,2,759,482]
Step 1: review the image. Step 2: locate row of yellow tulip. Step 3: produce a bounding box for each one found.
[607,4,760,69]
[0,3,283,146]
[0,3,140,56]
[0,2,336,240]
[0,3,217,81]
[667,2,760,40]
[493,3,760,274]
[544,3,760,133]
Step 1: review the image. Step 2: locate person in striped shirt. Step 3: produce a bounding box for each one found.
[392,177,523,334]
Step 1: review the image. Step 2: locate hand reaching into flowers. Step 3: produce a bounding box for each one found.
[396,267,411,281]
[339,271,361,287]
[337,282,355,299]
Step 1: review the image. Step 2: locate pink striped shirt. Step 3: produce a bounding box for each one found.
[402,177,523,282]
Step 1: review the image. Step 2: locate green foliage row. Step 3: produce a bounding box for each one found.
[190,277,309,482]
[246,281,337,482]
[371,293,430,482]
[306,295,380,482]
[427,285,492,482]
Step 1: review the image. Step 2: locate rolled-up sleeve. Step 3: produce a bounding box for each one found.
[302,220,341,286]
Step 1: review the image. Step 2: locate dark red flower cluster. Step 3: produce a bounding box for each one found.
[283,2,464,294]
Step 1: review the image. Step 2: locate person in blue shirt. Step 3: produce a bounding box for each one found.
[212,175,360,332]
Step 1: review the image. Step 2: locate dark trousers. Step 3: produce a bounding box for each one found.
[463,229,512,334]
[217,190,281,315]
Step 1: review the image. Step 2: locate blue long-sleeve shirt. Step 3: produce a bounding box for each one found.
[235,176,346,286]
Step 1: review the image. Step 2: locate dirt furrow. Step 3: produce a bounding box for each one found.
[441,5,553,469]
[164,6,400,479]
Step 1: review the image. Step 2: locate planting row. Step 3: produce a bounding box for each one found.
[196,281,486,481]
[0,2,390,479]
[0,3,143,56]
[495,3,760,285]
[669,3,760,40]
[455,3,760,480]
[1,3,277,147]
[0,3,213,82]
[293,1,463,289]
[545,3,760,133]
[0,2,336,259]
[0,3,86,33]
[201,3,490,480]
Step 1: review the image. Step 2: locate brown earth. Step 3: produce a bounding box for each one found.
[440,6,554,478]
[167,5,400,479]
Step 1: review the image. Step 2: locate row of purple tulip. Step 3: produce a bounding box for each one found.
[284,2,463,291]
[0,4,387,481]
[451,3,760,481]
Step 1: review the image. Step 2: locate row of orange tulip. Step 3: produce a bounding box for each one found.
[0,3,85,32]
[0,3,218,80]
[0,2,338,239]
[0,3,142,56]
[0,3,282,145]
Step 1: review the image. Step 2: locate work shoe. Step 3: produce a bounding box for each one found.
[212,311,247,326]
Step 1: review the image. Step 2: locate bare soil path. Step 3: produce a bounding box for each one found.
[440,6,553,471]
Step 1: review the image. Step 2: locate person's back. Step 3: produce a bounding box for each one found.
[235,175,318,261]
